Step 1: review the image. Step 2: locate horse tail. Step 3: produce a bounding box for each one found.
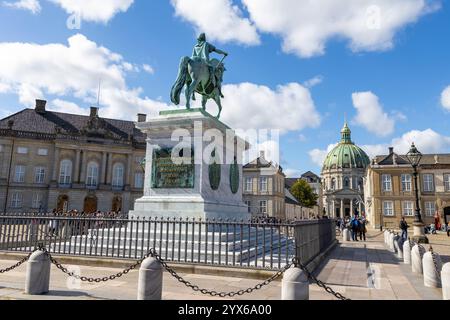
[170,56,190,105]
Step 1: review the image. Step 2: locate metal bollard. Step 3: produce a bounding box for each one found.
[389,233,395,252]
[411,245,425,274]
[394,236,403,259]
[343,229,351,242]
[422,251,442,288]
[281,266,309,300]
[442,263,450,300]
[137,256,163,300]
[403,240,411,264]
[25,250,51,295]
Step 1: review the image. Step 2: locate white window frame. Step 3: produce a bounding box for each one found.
[425,202,435,217]
[112,163,125,188]
[383,201,394,216]
[401,174,412,192]
[259,200,267,214]
[134,172,144,189]
[444,174,450,192]
[17,147,28,154]
[402,201,414,217]
[259,177,268,192]
[422,174,434,192]
[32,193,43,209]
[244,177,253,192]
[11,193,23,208]
[34,167,46,184]
[86,162,99,188]
[14,165,26,183]
[59,160,72,185]
[382,174,392,192]
[37,148,48,156]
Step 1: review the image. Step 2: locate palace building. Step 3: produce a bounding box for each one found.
[0,100,146,214]
[321,122,370,218]
[364,147,450,230]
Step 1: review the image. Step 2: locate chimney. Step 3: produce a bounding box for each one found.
[389,147,394,155]
[35,99,47,114]
[137,113,147,123]
[90,106,99,118]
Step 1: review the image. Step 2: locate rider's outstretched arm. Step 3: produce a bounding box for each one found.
[214,48,228,56]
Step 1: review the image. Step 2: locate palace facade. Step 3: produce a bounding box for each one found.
[0,100,146,214]
[364,147,450,230]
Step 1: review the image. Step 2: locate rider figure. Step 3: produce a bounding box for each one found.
[191,33,228,98]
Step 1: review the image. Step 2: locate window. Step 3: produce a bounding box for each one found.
[134,172,144,189]
[259,177,268,192]
[403,201,414,217]
[259,200,267,214]
[11,193,22,208]
[401,174,412,192]
[59,160,72,185]
[17,147,28,154]
[382,174,392,192]
[37,148,48,156]
[444,174,450,192]
[331,178,336,190]
[112,163,124,188]
[344,177,350,188]
[423,174,434,192]
[34,167,46,184]
[86,162,99,188]
[425,202,436,217]
[14,165,26,183]
[245,177,253,192]
[383,201,394,216]
[245,200,251,213]
[32,193,43,209]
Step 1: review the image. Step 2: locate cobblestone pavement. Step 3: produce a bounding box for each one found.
[0,231,447,300]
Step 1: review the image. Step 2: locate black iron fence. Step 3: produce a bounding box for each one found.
[0,213,335,271]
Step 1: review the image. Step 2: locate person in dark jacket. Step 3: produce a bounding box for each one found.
[400,217,409,240]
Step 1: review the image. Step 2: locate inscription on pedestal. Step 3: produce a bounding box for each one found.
[151,148,194,188]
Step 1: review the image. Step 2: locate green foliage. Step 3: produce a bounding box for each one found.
[290,179,318,208]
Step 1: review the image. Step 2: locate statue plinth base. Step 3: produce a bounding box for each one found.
[129,108,250,221]
[412,222,429,244]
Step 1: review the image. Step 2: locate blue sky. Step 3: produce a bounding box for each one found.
[0,0,450,177]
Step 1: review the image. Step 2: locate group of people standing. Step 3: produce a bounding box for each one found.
[337,215,367,241]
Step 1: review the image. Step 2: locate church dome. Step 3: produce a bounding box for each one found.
[322,122,370,171]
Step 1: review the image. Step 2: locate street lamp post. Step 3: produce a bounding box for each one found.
[406,143,429,244]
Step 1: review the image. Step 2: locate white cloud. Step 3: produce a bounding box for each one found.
[309,129,450,168]
[284,169,303,178]
[0,34,170,121]
[352,91,395,137]
[309,144,338,167]
[244,0,439,58]
[49,99,89,115]
[442,86,450,111]
[4,0,133,22]
[211,82,321,133]
[3,0,41,14]
[171,0,260,45]
[142,64,155,75]
[303,75,323,88]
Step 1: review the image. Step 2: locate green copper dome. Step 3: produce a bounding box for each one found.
[322,122,370,171]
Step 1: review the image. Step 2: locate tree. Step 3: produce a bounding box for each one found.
[290,179,318,208]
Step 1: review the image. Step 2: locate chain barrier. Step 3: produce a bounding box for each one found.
[39,247,151,283]
[0,248,37,274]
[1,246,350,300]
[429,247,442,281]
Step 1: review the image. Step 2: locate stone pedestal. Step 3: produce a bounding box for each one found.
[130,109,250,220]
[412,222,429,244]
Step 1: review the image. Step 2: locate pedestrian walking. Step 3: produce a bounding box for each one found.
[399,217,409,240]
[350,215,360,241]
[359,217,367,241]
